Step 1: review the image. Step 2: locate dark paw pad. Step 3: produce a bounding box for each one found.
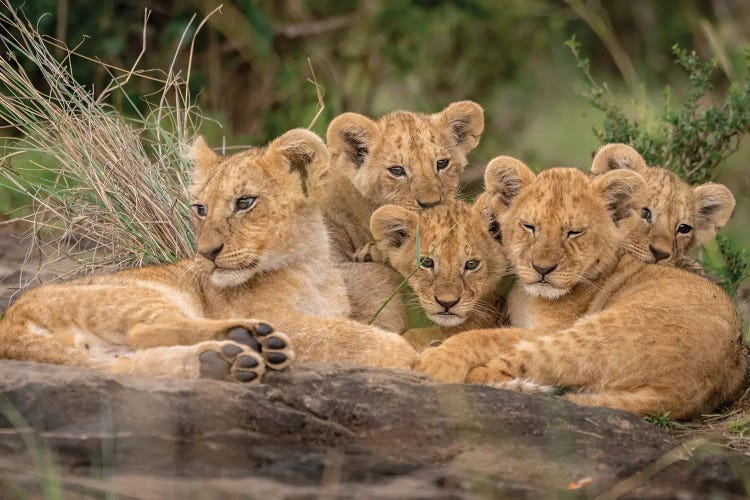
[235,371,259,383]
[228,327,261,352]
[237,355,259,369]
[222,344,243,357]
[228,326,252,342]
[199,350,230,380]
[256,323,274,336]
[267,352,287,365]
[266,337,286,350]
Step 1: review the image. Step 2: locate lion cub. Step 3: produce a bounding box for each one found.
[370,199,508,350]
[417,158,746,419]
[319,102,484,332]
[0,129,417,382]
[591,143,735,271]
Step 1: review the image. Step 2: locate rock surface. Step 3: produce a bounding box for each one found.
[0,360,748,499]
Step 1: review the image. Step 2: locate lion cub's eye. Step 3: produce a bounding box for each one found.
[521,222,536,235]
[192,204,207,219]
[388,166,407,178]
[436,159,450,170]
[677,224,693,234]
[464,259,481,271]
[419,257,435,269]
[640,207,653,223]
[567,229,584,239]
[235,196,257,212]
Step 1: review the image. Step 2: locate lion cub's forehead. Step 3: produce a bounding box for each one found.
[373,111,450,155]
[518,168,601,221]
[194,148,270,200]
[416,202,486,253]
[641,167,694,217]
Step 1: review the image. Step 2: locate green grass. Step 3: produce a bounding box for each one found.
[0,1,201,281]
[644,411,684,430]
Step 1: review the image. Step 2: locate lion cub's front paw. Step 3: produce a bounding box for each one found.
[353,242,383,263]
[415,345,471,383]
[225,324,295,371]
[466,366,492,384]
[198,341,266,384]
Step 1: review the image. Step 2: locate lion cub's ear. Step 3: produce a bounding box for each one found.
[693,183,735,243]
[370,205,419,251]
[268,128,329,196]
[482,155,536,215]
[434,100,485,154]
[190,136,221,191]
[327,113,379,169]
[472,192,503,244]
[591,143,648,175]
[592,169,646,223]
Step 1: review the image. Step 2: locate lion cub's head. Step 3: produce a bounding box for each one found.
[327,101,484,210]
[591,144,735,265]
[484,156,646,299]
[370,199,506,327]
[190,129,329,287]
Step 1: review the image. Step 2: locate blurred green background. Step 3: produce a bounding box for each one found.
[2,0,749,248]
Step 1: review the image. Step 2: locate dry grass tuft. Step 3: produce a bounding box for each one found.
[0,1,206,287]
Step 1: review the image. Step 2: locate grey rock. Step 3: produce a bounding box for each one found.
[0,360,747,499]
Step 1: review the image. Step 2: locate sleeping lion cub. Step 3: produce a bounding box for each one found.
[0,129,416,382]
[417,157,746,419]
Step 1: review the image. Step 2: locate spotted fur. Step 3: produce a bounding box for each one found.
[591,144,735,270]
[371,199,508,348]
[318,101,485,332]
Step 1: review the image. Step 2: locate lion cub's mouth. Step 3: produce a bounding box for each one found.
[429,311,466,327]
[523,282,569,300]
[211,260,258,272]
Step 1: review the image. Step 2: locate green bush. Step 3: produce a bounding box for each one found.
[567,35,750,295]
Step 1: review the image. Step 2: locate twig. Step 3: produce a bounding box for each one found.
[595,438,708,499]
[307,57,325,130]
[97,9,151,102]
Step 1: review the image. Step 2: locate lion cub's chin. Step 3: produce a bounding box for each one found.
[209,268,257,288]
[522,282,569,300]
[428,313,466,328]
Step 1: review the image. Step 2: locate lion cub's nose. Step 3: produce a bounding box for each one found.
[532,263,557,278]
[435,296,460,309]
[199,244,224,262]
[649,244,671,263]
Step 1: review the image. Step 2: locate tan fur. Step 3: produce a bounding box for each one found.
[370,198,508,350]
[591,144,735,271]
[416,162,746,419]
[319,102,485,332]
[0,129,417,380]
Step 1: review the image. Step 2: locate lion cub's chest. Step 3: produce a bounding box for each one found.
[508,285,598,332]
[205,263,350,321]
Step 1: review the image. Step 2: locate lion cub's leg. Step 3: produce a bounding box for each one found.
[109,339,267,383]
[416,327,539,383]
[564,388,677,418]
[0,323,102,369]
[126,320,294,371]
[4,283,293,372]
[274,313,417,369]
[402,326,452,351]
